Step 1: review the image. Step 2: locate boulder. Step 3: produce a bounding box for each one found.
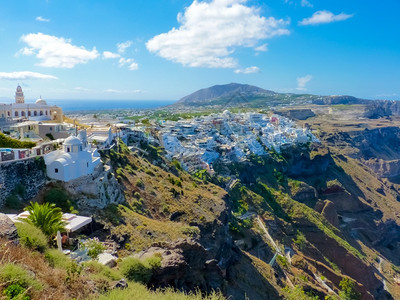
[0,213,18,241]
[98,252,117,268]
[134,238,226,293]
[111,279,128,290]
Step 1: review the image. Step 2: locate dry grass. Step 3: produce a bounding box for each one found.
[103,150,227,254]
[0,239,95,300]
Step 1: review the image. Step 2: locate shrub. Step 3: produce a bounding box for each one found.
[0,133,35,148]
[43,187,76,213]
[83,261,122,281]
[136,179,144,188]
[181,226,200,237]
[45,249,73,269]
[277,255,289,269]
[80,237,106,260]
[14,183,26,197]
[98,281,225,300]
[3,283,30,300]
[5,194,21,209]
[339,278,361,300]
[119,255,161,284]
[293,231,307,250]
[0,263,42,292]
[15,222,48,253]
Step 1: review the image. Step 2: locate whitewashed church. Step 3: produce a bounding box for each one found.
[44,130,102,182]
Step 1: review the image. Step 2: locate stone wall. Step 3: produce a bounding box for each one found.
[0,157,47,207]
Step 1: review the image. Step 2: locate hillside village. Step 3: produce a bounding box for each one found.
[0,86,319,182]
[1,84,400,299]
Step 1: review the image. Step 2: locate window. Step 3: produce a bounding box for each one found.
[55,168,58,173]
[87,162,89,167]
[67,147,70,153]
[50,127,52,131]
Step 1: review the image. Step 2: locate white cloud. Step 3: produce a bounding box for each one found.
[19,32,99,68]
[117,41,133,54]
[102,51,120,59]
[299,10,353,25]
[74,87,90,92]
[146,0,290,68]
[300,0,313,8]
[234,66,260,74]
[104,88,142,93]
[118,58,138,70]
[36,16,50,22]
[296,75,312,90]
[255,43,268,52]
[0,71,58,80]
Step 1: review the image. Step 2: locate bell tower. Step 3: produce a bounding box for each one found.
[15,84,24,103]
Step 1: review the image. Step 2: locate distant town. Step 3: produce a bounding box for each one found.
[0,85,320,181]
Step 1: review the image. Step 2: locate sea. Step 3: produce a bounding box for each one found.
[47,99,176,112]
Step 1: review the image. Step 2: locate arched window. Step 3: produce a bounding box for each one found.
[7,111,10,116]
[15,111,19,117]
[21,111,25,117]
[28,111,31,117]
[34,111,37,116]
[45,111,48,115]
[40,111,43,116]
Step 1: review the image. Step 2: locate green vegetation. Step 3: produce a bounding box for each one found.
[180,225,200,237]
[339,278,361,300]
[0,264,42,293]
[45,133,55,140]
[83,261,122,281]
[99,281,225,300]
[0,133,36,148]
[3,283,30,300]
[15,222,48,253]
[45,249,74,269]
[43,186,77,213]
[5,183,26,209]
[119,255,161,284]
[293,230,307,250]
[80,238,106,260]
[283,285,318,300]
[22,202,65,238]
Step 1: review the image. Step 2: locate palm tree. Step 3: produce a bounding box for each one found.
[22,202,66,238]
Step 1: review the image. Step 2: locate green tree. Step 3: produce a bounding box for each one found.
[22,202,66,238]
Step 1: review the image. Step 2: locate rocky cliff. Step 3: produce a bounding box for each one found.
[0,157,46,207]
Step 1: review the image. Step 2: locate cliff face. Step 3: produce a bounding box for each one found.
[364,100,400,118]
[0,157,46,207]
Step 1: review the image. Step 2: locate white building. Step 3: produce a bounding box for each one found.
[44,134,101,182]
[0,85,63,122]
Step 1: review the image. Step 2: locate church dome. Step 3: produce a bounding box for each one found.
[64,136,82,146]
[35,97,47,105]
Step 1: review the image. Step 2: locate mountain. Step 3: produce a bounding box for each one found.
[176,83,276,106]
[174,83,371,109]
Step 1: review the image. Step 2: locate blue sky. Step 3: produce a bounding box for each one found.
[0,0,399,102]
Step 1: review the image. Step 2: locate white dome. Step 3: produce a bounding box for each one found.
[64,136,82,146]
[35,98,47,105]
